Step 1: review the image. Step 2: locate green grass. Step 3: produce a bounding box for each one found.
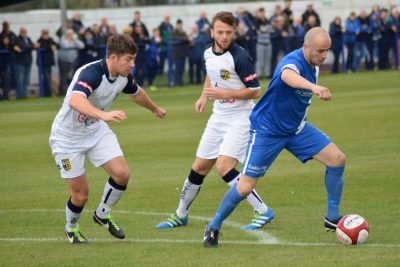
[1,70,400,266]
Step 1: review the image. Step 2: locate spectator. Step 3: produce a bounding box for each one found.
[236,21,251,52]
[171,19,189,86]
[369,10,381,69]
[188,24,203,85]
[254,7,273,79]
[377,8,396,69]
[1,21,17,91]
[270,15,287,76]
[158,15,173,75]
[58,29,84,96]
[329,16,344,73]
[131,24,148,86]
[390,6,400,68]
[283,0,294,29]
[109,24,118,36]
[196,11,211,39]
[130,11,149,39]
[287,17,305,51]
[355,9,373,70]
[72,12,85,36]
[56,19,73,40]
[304,14,319,33]
[36,29,57,97]
[14,27,34,99]
[301,4,321,27]
[344,12,358,72]
[99,16,111,44]
[79,29,101,66]
[0,21,17,44]
[0,35,12,100]
[237,7,257,63]
[147,28,161,91]
[122,25,133,37]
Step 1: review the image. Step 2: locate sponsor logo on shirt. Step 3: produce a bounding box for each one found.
[61,159,71,171]
[77,80,93,93]
[220,69,230,80]
[219,98,236,104]
[296,89,313,97]
[244,73,257,82]
[77,113,99,126]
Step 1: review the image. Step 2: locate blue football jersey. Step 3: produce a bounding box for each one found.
[250,48,318,135]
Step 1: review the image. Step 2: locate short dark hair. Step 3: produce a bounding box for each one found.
[106,34,137,58]
[211,11,237,29]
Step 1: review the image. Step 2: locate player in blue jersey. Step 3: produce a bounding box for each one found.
[49,34,166,244]
[203,27,346,248]
[156,11,275,231]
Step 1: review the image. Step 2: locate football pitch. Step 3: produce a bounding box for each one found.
[1,70,399,266]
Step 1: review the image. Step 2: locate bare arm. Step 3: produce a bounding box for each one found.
[69,92,127,122]
[195,75,210,114]
[281,69,331,101]
[130,87,166,118]
[203,86,261,100]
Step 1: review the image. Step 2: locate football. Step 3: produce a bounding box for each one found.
[336,214,369,245]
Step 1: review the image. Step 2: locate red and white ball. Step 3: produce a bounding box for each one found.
[336,214,369,245]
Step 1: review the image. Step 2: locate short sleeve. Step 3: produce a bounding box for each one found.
[280,60,303,75]
[234,52,260,89]
[122,74,139,95]
[72,66,102,97]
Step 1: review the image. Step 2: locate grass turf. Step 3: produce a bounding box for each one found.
[0,70,399,266]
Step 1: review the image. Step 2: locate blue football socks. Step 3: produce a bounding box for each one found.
[208,184,246,231]
[325,165,345,221]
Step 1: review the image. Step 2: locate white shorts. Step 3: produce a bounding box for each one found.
[196,112,251,163]
[49,123,123,178]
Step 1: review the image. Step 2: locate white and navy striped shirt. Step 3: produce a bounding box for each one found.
[203,42,260,116]
[51,59,139,141]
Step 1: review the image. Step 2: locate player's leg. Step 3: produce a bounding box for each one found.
[157,114,221,229]
[314,142,346,231]
[218,117,274,230]
[51,146,89,244]
[87,129,127,239]
[204,130,284,247]
[216,155,274,230]
[204,175,258,248]
[91,156,128,239]
[156,157,215,229]
[287,123,345,231]
[65,174,90,243]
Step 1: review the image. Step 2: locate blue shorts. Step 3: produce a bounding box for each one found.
[241,122,332,178]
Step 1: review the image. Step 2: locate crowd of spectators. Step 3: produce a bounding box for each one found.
[0,1,399,100]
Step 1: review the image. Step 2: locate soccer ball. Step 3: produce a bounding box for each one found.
[336,214,369,245]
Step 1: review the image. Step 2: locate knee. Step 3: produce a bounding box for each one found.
[236,182,253,197]
[215,160,234,178]
[72,190,89,207]
[330,151,346,167]
[113,168,131,186]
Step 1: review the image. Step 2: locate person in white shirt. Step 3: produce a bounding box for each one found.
[156,11,274,231]
[50,34,166,244]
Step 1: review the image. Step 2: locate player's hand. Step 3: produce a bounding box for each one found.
[101,110,127,122]
[152,107,167,118]
[195,96,208,113]
[311,85,331,101]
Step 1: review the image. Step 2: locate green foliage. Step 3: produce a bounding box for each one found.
[0,70,400,266]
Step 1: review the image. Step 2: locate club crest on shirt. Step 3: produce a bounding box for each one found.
[61,159,71,171]
[220,69,230,80]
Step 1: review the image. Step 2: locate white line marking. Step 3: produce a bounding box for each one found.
[1,209,399,248]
